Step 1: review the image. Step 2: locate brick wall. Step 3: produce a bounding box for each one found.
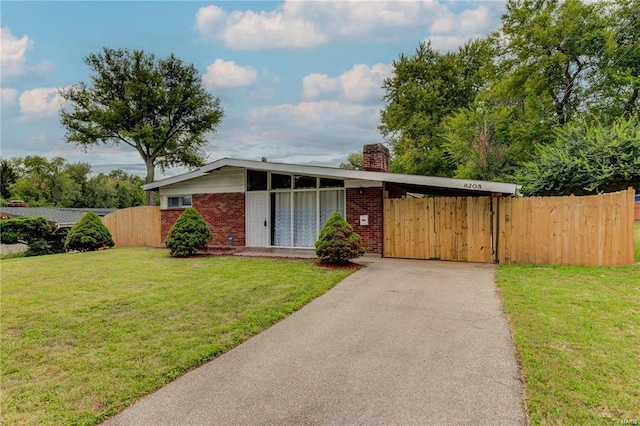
[635,201,640,221]
[161,192,246,246]
[346,187,383,254]
[160,209,183,243]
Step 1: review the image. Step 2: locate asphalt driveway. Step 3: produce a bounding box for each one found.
[104,258,526,425]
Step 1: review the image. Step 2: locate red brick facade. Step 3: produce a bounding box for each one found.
[161,192,246,246]
[635,201,640,221]
[346,187,384,254]
[160,188,384,253]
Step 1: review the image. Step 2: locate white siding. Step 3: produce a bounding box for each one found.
[159,167,245,196]
[345,179,382,189]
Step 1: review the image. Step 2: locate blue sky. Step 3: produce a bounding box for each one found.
[1,1,506,178]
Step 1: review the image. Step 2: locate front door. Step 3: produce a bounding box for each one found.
[246,191,270,247]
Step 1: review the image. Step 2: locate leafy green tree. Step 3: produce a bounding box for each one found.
[380,39,492,176]
[592,0,640,118]
[164,208,212,257]
[339,152,363,170]
[65,212,115,252]
[517,116,640,196]
[315,212,364,265]
[9,156,82,207]
[443,107,511,181]
[85,170,145,208]
[498,0,607,126]
[60,48,224,205]
[0,158,22,201]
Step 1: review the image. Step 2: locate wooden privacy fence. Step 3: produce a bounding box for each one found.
[497,188,635,266]
[102,206,162,248]
[383,188,636,266]
[384,197,494,262]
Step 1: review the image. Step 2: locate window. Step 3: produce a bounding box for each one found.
[167,195,192,208]
[247,170,268,191]
[294,175,317,189]
[320,178,344,188]
[271,173,291,190]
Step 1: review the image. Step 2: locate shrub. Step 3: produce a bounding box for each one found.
[0,216,65,256]
[164,208,212,257]
[315,212,365,265]
[65,212,115,252]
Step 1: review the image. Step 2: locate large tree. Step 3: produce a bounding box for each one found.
[60,48,224,205]
[498,0,607,126]
[517,115,640,196]
[379,39,492,176]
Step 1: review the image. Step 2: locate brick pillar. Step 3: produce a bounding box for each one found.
[346,187,383,254]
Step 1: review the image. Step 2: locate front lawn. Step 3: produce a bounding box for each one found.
[1,247,354,425]
[497,264,640,424]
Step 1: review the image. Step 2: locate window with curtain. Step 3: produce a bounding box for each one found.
[294,191,317,247]
[320,190,345,228]
[273,192,291,246]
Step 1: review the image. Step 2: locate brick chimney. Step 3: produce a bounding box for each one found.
[362,143,389,172]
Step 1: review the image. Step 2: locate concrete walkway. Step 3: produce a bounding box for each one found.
[104,258,526,425]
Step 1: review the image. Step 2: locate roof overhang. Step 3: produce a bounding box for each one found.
[142,158,518,196]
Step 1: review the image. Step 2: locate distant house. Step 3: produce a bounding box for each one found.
[0,206,115,231]
[143,144,517,255]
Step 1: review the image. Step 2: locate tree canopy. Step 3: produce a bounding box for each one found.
[60,48,224,205]
[0,156,144,208]
[377,0,640,194]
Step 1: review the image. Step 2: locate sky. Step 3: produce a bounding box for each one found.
[0,0,506,179]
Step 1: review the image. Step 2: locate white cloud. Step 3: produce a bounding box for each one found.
[1,27,33,76]
[302,73,340,99]
[303,63,392,103]
[195,5,326,49]
[194,1,482,50]
[427,4,503,52]
[203,100,382,165]
[460,6,494,34]
[1,88,18,106]
[202,59,258,89]
[19,87,67,116]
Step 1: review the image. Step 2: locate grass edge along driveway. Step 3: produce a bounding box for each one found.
[497,263,639,425]
[1,247,355,425]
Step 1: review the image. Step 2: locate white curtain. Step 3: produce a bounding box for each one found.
[294,191,317,247]
[273,192,291,246]
[320,190,345,229]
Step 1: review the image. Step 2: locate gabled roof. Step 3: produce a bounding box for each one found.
[0,207,116,227]
[142,158,518,196]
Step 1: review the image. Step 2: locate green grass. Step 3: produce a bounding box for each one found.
[497,264,640,425]
[1,247,354,425]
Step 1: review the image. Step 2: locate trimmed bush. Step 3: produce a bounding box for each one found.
[0,216,64,256]
[315,212,365,265]
[164,208,212,257]
[65,212,115,252]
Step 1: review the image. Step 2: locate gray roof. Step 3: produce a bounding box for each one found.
[142,158,519,196]
[0,207,116,227]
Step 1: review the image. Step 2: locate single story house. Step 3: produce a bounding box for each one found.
[143,144,518,254]
[0,206,115,230]
[0,206,115,255]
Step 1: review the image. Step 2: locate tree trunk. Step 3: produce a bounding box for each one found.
[144,157,156,206]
